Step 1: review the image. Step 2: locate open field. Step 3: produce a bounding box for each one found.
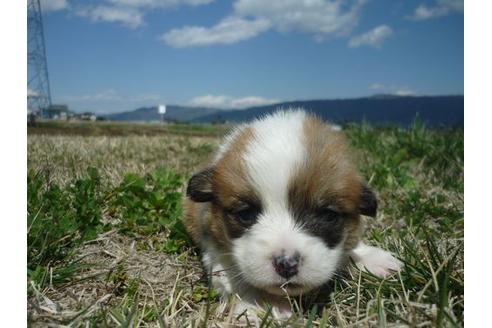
[28,120,231,138]
[27,121,463,327]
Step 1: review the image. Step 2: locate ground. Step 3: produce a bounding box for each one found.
[27,120,463,327]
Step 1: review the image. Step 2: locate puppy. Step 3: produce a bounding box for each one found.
[184,110,401,319]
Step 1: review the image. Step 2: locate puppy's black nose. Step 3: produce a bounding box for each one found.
[273,252,300,279]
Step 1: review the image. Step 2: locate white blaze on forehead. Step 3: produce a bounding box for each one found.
[212,125,247,163]
[243,110,307,212]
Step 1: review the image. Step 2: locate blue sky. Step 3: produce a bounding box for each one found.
[34,0,463,114]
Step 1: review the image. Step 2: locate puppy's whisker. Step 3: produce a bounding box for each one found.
[217,252,236,256]
[211,264,240,274]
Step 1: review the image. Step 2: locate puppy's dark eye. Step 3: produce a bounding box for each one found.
[229,204,260,225]
[317,206,341,223]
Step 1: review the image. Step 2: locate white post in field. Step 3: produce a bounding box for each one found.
[158,104,166,124]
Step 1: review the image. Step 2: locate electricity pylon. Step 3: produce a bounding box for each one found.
[28,0,52,117]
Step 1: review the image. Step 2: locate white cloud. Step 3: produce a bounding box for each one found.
[107,0,214,9]
[162,0,365,47]
[412,5,448,20]
[368,83,417,96]
[189,94,279,109]
[410,0,463,21]
[234,0,363,39]
[188,95,230,108]
[393,88,416,96]
[439,0,464,12]
[63,92,278,111]
[40,0,68,12]
[161,16,271,47]
[74,0,214,28]
[229,96,280,108]
[77,6,144,29]
[348,25,393,48]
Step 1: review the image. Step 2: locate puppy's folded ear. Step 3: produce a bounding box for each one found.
[359,185,378,217]
[186,167,214,202]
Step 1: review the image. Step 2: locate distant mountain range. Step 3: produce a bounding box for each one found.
[104,105,218,122]
[104,95,464,128]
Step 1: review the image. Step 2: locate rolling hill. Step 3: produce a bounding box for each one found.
[193,95,464,127]
[104,105,219,122]
[104,95,464,128]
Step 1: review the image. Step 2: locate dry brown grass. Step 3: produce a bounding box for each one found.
[28,135,219,186]
[27,133,222,327]
[27,122,464,327]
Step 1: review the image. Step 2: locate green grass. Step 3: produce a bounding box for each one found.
[28,167,106,288]
[28,120,231,137]
[27,166,191,293]
[27,121,463,327]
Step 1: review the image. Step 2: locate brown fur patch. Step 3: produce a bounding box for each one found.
[184,127,257,251]
[288,116,363,250]
[208,127,257,249]
[183,198,210,245]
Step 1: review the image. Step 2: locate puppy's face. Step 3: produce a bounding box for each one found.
[187,111,377,296]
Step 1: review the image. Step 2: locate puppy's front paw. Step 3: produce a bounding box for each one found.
[231,300,261,325]
[270,298,293,320]
[350,243,402,278]
[229,295,293,324]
